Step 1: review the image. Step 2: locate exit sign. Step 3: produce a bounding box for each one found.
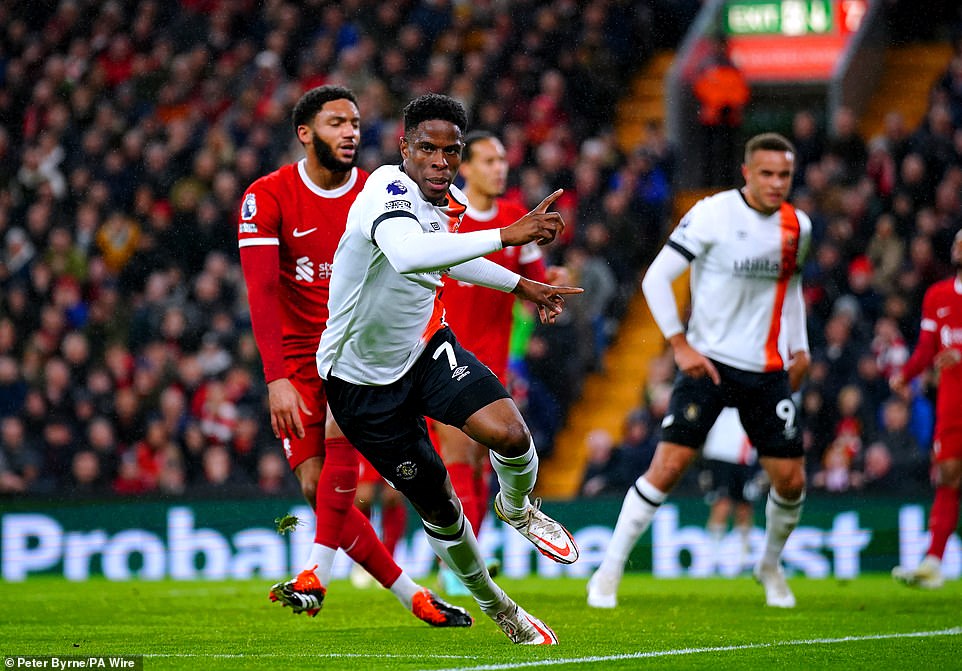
[726,0,834,36]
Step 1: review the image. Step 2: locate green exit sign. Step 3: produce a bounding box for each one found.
[726,0,834,36]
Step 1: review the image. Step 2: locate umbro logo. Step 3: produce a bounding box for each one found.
[938,307,951,318]
[293,227,317,238]
[452,365,470,380]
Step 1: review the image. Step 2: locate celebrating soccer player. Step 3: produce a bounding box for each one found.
[317,94,582,644]
[431,131,553,594]
[237,85,471,627]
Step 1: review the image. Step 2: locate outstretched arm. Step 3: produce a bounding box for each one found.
[448,258,582,324]
[375,218,504,274]
[374,190,567,274]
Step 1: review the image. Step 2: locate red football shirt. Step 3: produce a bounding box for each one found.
[441,199,545,380]
[901,276,962,432]
[238,161,367,380]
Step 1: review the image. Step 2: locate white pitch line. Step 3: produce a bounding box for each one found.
[419,627,962,671]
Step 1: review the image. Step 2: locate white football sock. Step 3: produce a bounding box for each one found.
[388,571,420,610]
[760,490,804,569]
[490,439,538,519]
[597,477,666,576]
[423,511,503,610]
[304,543,338,585]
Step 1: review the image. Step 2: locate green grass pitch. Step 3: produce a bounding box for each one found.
[2,574,959,670]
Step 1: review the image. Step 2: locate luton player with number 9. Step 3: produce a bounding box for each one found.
[588,133,812,610]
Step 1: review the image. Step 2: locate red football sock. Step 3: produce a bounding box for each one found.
[381,501,408,557]
[474,467,491,533]
[314,437,358,548]
[339,506,402,588]
[926,485,961,559]
[448,462,481,535]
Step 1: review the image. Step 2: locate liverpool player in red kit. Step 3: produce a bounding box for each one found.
[890,229,962,589]
[237,86,470,626]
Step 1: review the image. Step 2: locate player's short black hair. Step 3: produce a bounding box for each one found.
[402,94,468,136]
[462,130,497,163]
[744,132,796,162]
[291,85,358,132]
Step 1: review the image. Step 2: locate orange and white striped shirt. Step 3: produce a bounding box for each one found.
[647,189,811,373]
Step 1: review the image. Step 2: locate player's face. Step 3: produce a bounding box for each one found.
[741,149,794,215]
[302,98,360,172]
[952,231,962,268]
[400,120,464,204]
[460,137,508,197]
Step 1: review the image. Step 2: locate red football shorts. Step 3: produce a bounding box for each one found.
[933,425,962,462]
[283,356,327,471]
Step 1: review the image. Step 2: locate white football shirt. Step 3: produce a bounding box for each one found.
[317,165,501,385]
[665,189,811,373]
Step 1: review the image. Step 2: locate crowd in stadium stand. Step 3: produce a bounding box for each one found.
[0,0,960,502]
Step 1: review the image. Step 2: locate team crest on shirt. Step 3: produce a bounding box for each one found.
[395,460,418,480]
[241,193,257,220]
[387,180,408,195]
[684,403,700,421]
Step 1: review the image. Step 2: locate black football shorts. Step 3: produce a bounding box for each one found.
[661,360,803,459]
[325,327,509,506]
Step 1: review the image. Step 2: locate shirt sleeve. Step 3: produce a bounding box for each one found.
[374,216,504,274]
[901,286,940,381]
[641,245,691,340]
[665,200,714,261]
[239,244,286,383]
[237,181,281,248]
[781,274,809,356]
[447,257,520,292]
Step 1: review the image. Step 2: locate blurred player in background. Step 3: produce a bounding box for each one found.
[238,85,471,627]
[588,133,811,609]
[700,408,761,574]
[890,229,962,589]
